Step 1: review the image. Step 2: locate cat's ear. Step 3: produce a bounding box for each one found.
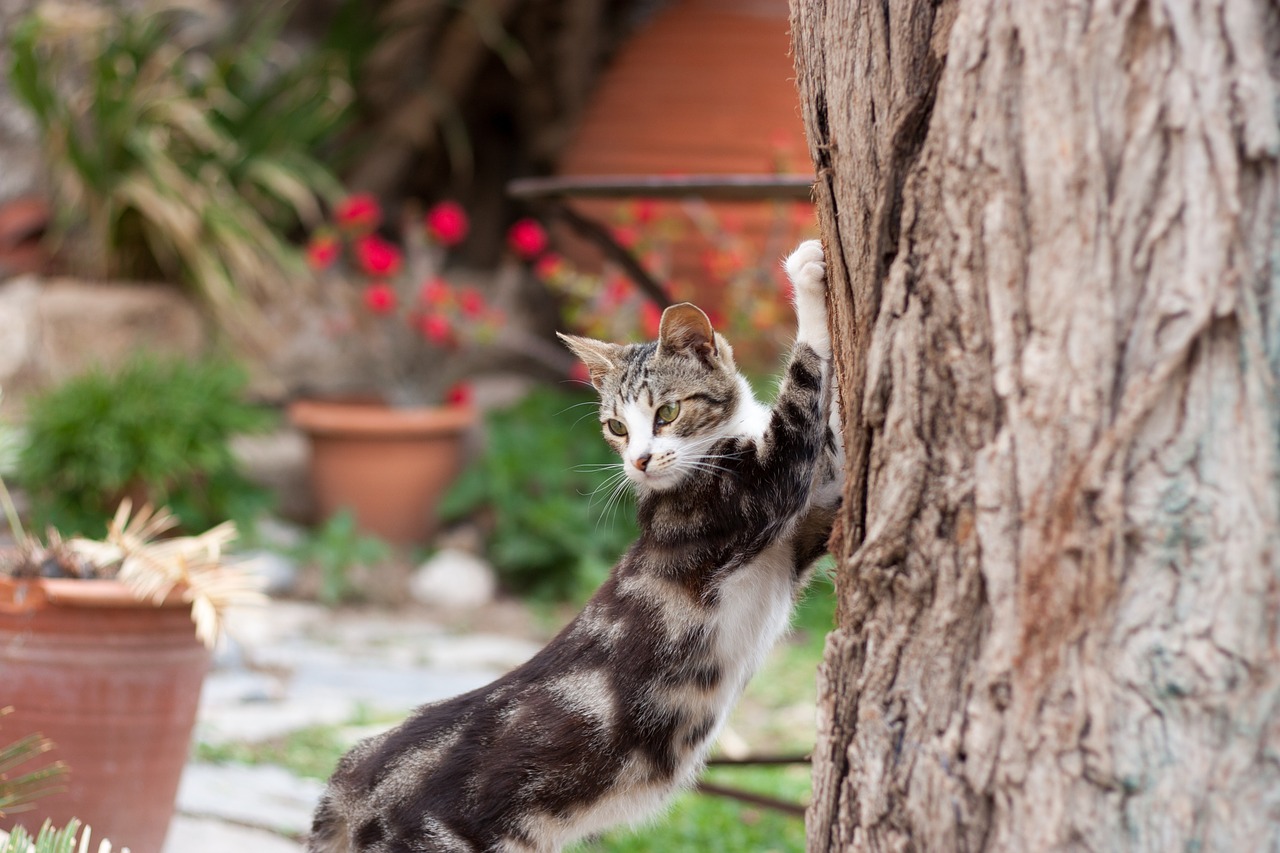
[658,302,718,364]
[557,333,623,388]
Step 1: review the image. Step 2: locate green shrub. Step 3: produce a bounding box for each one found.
[440,387,638,602]
[292,509,392,606]
[15,356,273,538]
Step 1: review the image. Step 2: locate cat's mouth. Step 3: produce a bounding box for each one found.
[628,464,682,491]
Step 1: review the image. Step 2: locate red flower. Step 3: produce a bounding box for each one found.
[425,201,469,246]
[506,218,548,260]
[534,253,565,279]
[640,301,663,338]
[335,194,381,233]
[362,282,397,314]
[420,277,451,306]
[613,225,639,249]
[602,275,631,308]
[356,235,402,277]
[634,199,659,225]
[444,383,473,406]
[420,313,454,345]
[458,287,487,318]
[306,233,339,270]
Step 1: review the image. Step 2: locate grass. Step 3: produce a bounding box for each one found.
[576,765,811,853]
[195,724,357,781]
[195,573,837,851]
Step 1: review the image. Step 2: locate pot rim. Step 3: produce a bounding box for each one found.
[0,576,190,613]
[287,398,477,437]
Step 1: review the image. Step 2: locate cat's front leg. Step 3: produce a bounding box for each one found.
[785,239,830,360]
[785,239,842,481]
[783,240,843,574]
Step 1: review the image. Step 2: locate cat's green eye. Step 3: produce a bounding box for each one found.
[606,418,628,437]
[655,402,681,426]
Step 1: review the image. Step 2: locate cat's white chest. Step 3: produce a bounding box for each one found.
[711,538,796,697]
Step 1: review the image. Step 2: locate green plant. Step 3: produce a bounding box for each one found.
[8,1,349,341]
[14,356,274,539]
[0,818,117,853]
[292,510,392,605]
[440,387,638,602]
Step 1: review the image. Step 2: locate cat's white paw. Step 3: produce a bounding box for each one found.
[784,240,830,359]
[784,239,825,297]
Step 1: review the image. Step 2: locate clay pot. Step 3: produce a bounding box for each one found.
[0,196,50,277]
[288,399,477,545]
[557,0,814,306]
[0,577,211,853]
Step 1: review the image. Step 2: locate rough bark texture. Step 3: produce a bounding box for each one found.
[791,1,1280,850]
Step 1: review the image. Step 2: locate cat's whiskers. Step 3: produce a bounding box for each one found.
[596,470,636,531]
[557,400,607,429]
[583,464,632,521]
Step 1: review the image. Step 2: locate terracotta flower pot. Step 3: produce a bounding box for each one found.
[288,398,477,545]
[0,577,211,853]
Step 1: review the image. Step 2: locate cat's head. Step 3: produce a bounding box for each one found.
[559,303,748,492]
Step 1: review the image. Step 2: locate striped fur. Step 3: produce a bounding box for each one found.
[307,240,842,853]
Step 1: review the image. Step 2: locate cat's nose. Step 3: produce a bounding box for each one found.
[634,453,652,471]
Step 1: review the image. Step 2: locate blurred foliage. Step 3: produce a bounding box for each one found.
[440,386,637,602]
[291,509,393,606]
[14,356,273,538]
[536,197,818,377]
[7,1,349,342]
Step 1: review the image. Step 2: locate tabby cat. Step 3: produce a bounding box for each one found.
[307,239,842,853]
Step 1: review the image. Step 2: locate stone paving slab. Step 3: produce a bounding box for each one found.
[175,763,323,838]
[164,815,304,853]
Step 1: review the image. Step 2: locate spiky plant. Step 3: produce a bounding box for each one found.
[0,709,65,822]
[0,818,126,853]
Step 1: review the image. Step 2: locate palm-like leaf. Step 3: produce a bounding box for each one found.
[0,709,66,820]
[65,501,264,649]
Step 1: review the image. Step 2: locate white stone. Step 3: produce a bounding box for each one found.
[0,275,38,379]
[410,548,498,609]
[243,548,299,596]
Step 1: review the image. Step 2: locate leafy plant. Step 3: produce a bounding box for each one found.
[14,356,274,538]
[440,387,637,602]
[291,510,391,605]
[7,1,349,341]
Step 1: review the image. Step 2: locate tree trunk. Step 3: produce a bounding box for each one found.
[790,1,1280,850]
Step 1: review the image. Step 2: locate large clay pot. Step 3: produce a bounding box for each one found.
[558,0,813,302]
[0,577,210,853]
[288,399,477,545]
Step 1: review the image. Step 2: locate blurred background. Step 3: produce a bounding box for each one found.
[0,1,832,851]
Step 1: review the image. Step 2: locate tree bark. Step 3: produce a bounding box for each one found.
[790,1,1280,850]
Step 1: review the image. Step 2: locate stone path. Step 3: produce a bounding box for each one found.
[165,601,542,852]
